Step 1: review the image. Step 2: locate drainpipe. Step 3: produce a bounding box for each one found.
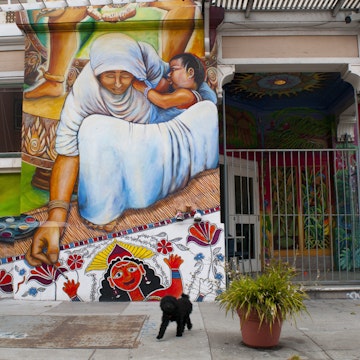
[354,90,360,237]
[203,0,210,57]
[222,89,229,263]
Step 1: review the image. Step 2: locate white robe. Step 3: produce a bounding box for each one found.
[54,33,219,224]
[77,101,218,224]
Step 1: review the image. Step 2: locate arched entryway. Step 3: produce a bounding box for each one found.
[219,67,360,284]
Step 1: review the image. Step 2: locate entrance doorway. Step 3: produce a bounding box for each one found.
[221,71,360,283]
[226,156,261,272]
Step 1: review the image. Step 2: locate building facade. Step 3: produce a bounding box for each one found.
[1,0,360,301]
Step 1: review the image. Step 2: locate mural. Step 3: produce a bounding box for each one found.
[0,1,224,302]
[334,144,360,271]
[9,212,224,302]
[221,102,334,150]
[221,71,352,150]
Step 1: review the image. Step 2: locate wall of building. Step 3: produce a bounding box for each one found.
[221,35,359,59]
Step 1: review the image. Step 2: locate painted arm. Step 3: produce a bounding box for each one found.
[133,80,196,109]
[147,254,184,300]
[25,155,79,266]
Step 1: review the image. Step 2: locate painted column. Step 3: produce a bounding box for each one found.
[0,1,224,302]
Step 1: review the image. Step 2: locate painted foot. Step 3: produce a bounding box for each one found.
[84,219,117,232]
[24,80,64,99]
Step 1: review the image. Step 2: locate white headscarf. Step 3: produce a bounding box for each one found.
[91,34,150,121]
[90,33,147,80]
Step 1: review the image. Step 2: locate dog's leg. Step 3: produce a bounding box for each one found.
[157,316,170,340]
[186,315,193,330]
[176,318,185,337]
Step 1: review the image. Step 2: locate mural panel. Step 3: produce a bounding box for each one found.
[12,212,223,302]
[0,1,223,302]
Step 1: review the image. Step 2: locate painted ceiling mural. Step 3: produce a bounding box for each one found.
[221,72,354,149]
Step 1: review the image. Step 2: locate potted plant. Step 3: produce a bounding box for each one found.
[216,260,308,348]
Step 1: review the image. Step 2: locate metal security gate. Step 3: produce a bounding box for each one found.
[224,148,360,284]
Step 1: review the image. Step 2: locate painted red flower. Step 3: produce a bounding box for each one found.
[157,239,173,255]
[0,269,13,293]
[67,254,84,270]
[186,221,222,247]
[28,263,68,285]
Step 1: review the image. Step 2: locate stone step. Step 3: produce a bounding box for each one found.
[306,286,360,299]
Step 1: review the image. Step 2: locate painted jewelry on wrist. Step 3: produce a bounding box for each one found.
[48,200,70,211]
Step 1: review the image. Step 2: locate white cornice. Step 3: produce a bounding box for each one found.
[0,23,23,36]
[0,71,24,85]
[0,155,21,173]
[220,10,360,32]
[0,23,25,50]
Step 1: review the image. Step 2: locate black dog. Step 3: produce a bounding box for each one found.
[156,294,193,339]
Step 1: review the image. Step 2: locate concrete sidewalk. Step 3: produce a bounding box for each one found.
[0,298,359,360]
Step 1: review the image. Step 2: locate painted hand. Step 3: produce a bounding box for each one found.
[63,279,80,299]
[164,254,184,270]
[25,220,61,267]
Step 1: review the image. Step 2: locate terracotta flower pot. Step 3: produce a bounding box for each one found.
[237,309,282,348]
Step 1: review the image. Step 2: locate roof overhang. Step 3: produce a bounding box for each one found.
[212,0,360,16]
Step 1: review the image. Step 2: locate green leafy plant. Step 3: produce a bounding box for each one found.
[271,167,298,250]
[216,260,309,331]
[337,228,360,271]
[301,168,330,250]
[335,166,360,271]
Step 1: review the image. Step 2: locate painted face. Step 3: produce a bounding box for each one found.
[168,58,194,90]
[109,260,145,291]
[99,70,134,95]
